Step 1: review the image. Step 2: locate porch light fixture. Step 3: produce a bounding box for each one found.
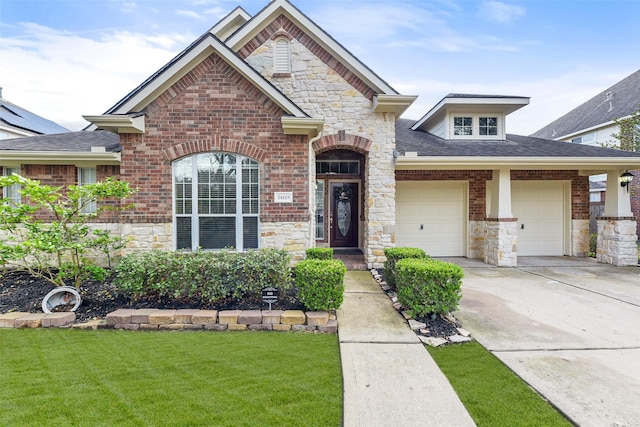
[619,170,634,192]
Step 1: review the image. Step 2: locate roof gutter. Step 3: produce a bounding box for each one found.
[0,150,121,166]
[395,155,640,172]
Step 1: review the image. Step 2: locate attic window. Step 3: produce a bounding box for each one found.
[453,117,472,136]
[274,38,291,74]
[479,117,498,136]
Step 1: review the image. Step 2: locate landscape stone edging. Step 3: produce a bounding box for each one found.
[0,309,338,334]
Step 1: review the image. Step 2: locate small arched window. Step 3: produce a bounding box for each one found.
[274,37,291,74]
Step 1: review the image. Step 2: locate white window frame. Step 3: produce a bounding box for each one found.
[78,167,97,214]
[2,166,21,204]
[273,37,291,74]
[173,153,260,251]
[450,114,502,139]
[315,181,325,240]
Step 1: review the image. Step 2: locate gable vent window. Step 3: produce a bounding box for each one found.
[274,38,291,74]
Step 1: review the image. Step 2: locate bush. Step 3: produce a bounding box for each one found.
[395,258,463,316]
[295,259,346,311]
[306,248,333,260]
[383,247,428,287]
[114,249,293,303]
[589,233,598,258]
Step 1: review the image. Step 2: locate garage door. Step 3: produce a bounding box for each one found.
[396,181,466,256]
[512,181,566,256]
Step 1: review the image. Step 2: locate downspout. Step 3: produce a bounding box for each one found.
[308,130,324,249]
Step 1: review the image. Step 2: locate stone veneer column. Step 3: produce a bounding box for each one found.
[483,219,518,267]
[571,219,590,257]
[596,218,638,266]
[468,220,486,259]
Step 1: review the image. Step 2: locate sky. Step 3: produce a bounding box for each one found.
[1,0,639,134]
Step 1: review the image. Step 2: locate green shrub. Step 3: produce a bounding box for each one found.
[114,249,292,303]
[589,233,598,258]
[396,258,463,316]
[383,247,428,287]
[306,248,333,260]
[295,259,346,311]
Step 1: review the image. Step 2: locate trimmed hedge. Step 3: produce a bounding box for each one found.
[306,248,334,260]
[295,259,346,311]
[395,258,463,316]
[113,249,293,303]
[383,247,428,286]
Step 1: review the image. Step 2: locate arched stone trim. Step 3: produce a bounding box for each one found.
[272,29,293,40]
[313,133,372,155]
[162,136,268,163]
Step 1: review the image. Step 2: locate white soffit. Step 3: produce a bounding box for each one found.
[394,156,640,171]
[226,0,398,95]
[210,7,251,41]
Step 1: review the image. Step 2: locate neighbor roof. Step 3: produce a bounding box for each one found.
[532,69,640,140]
[0,97,69,135]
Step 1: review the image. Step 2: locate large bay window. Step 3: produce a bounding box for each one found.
[174,153,259,251]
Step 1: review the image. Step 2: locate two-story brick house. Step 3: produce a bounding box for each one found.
[2,0,639,267]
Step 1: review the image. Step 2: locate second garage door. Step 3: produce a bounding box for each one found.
[396,181,466,256]
[512,181,567,256]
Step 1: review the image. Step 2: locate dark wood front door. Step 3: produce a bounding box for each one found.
[330,183,358,248]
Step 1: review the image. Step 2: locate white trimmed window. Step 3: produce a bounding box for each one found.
[315,181,324,240]
[274,37,291,74]
[78,167,97,214]
[2,166,21,204]
[479,117,498,136]
[453,117,472,136]
[173,153,259,251]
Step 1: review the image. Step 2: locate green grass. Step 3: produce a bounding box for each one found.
[0,329,342,427]
[428,341,572,427]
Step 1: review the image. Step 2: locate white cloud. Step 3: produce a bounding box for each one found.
[477,1,526,24]
[177,10,204,20]
[0,23,187,130]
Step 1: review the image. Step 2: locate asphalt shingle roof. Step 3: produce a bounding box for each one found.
[531,69,640,140]
[396,118,640,158]
[0,131,120,152]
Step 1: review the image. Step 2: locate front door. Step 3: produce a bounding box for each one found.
[330,183,358,247]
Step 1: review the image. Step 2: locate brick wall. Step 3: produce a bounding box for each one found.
[118,53,310,225]
[395,169,590,221]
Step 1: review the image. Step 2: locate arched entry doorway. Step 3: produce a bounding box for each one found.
[315,150,365,249]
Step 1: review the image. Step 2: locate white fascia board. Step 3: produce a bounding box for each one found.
[0,151,121,165]
[374,95,418,116]
[554,121,618,141]
[226,0,398,95]
[98,35,307,120]
[411,96,529,131]
[210,7,252,41]
[281,117,324,137]
[82,114,145,134]
[394,156,640,171]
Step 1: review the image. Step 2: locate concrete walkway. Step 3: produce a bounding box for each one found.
[452,257,640,427]
[337,270,475,427]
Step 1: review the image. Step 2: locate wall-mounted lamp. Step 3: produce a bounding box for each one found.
[619,170,634,192]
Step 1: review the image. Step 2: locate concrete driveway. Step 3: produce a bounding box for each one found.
[445,257,640,427]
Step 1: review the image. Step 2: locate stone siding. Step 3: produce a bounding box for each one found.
[260,221,311,263]
[571,219,590,257]
[468,220,485,259]
[596,219,638,266]
[484,220,518,267]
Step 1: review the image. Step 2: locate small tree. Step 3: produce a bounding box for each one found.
[602,106,640,152]
[0,174,135,287]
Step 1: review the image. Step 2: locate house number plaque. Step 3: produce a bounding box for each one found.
[274,192,293,203]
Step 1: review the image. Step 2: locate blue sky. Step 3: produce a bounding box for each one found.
[1,0,639,133]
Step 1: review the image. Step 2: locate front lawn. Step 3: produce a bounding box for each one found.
[0,329,342,427]
[428,341,571,427]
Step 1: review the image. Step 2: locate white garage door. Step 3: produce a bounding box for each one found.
[396,181,466,256]
[512,181,566,256]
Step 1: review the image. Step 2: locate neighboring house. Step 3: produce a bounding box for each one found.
[0,88,69,139]
[1,0,639,267]
[532,69,640,237]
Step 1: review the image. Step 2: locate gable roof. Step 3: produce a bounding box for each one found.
[225,0,399,96]
[0,96,69,136]
[532,69,640,140]
[395,118,640,171]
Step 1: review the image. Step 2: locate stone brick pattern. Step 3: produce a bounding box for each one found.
[243,18,397,269]
[596,219,639,266]
[484,220,518,267]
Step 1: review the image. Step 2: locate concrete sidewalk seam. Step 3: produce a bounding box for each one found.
[493,346,640,353]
